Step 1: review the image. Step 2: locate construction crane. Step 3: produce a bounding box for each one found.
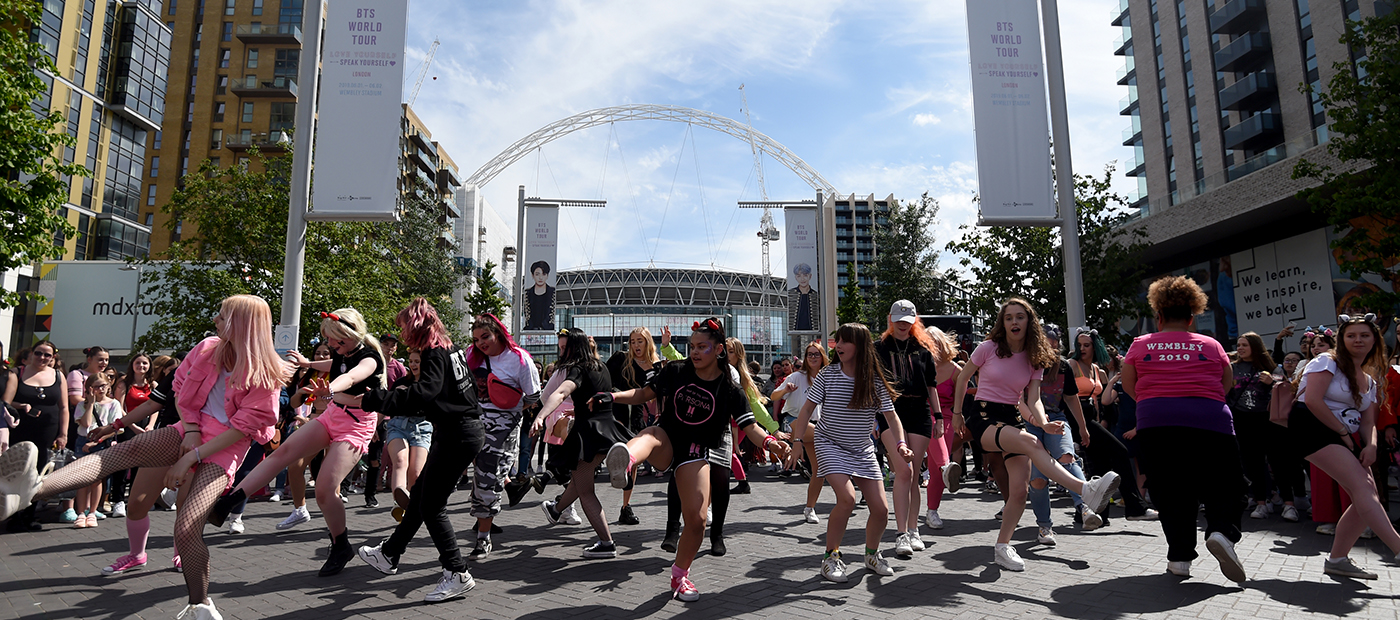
[740,85,781,316]
[407,37,440,106]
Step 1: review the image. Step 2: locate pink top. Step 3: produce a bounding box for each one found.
[935,375,956,412]
[1124,331,1229,401]
[969,340,1045,405]
[174,337,281,484]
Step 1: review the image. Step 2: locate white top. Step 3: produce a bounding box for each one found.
[780,371,822,422]
[201,369,232,426]
[1298,354,1376,434]
[476,347,542,414]
[76,400,125,437]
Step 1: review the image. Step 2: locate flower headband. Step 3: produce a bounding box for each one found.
[693,318,723,332]
[1302,326,1334,338]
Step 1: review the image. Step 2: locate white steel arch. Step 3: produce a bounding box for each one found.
[464,104,837,195]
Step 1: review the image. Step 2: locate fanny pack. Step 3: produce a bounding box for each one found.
[473,355,523,410]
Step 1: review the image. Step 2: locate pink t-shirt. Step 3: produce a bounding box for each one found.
[1124,331,1229,401]
[969,340,1045,405]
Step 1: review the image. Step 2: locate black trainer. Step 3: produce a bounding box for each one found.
[732,481,751,494]
[710,536,727,557]
[505,477,531,507]
[661,523,680,553]
[206,489,244,527]
[365,494,379,508]
[319,532,356,577]
[618,505,640,525]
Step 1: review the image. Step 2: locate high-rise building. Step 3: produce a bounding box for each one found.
[453,184,516,331]
[825,193,892,300]
[3,0,172,351]
[1113,0,1393,344]
[141,0,305,253]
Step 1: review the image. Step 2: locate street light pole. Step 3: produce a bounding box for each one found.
[278,0,325,346]
[1040,0,1087,331]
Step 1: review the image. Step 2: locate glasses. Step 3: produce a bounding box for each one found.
[92,384,110,390]
[805,352,823,358]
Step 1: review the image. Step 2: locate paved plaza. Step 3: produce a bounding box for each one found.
[0,468,1397,620]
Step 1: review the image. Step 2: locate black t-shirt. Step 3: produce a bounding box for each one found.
[564,363,613,422]
[649,362,753,450]
[331,345,384,396]
[876,335,941,420]
[150,371,181,428]
[607,351,660,423]
[362,346,481,426]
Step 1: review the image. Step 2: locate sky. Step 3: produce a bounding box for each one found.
[400,0,1135,277]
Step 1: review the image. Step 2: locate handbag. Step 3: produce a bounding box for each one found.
[1268,380,1295,427]
[474,355,524,410]
[264,427,283,454]
[550,411,574,442]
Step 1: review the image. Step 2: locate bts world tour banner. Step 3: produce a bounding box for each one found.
[965,0,1057,224]
[310,0,408,221]
[785,207,819,333]
[522,204,560,332]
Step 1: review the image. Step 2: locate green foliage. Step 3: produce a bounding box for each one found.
[0,0,87,310]
[870,193,943,322]
[836,262,868,328]
[946,167,1149,347]
[463,259,511,320]
[1292,11,1400,314]
[135,151,464,352]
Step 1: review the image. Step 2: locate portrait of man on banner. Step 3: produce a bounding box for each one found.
[524,260,556,331]
[789,263,819,332]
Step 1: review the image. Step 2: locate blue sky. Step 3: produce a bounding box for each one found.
[402,0,1133,276]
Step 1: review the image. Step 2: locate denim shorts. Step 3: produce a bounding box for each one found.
[385,416,433,449]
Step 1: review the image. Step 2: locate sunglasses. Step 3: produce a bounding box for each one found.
[32,351,55,359]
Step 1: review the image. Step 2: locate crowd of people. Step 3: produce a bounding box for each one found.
[0,276,1398,618]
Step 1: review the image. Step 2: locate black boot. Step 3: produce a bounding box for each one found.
[617,505,640,525]
[732,480,751,494]
[364,465,379,507]
[207,489,244,527]
[710,535,727,556]
[319,531,355,576]
[661,522,680,553]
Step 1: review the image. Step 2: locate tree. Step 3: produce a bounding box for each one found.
[463,259,510,320]
[0,0,87,310]
[836,262,868,327]
[945,166,1149,345]
[135,151,464,352]
[1292,11,1400,314]
[870,193,942,321]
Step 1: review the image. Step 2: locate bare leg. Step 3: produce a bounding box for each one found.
[314,442,363,537]
[673,460,711,570]
[568,454,611,541]
[824,473,857,552]
[880,430,913,533]
[622,426,674,471]
[386,438,409,492]
[124,465,169,522]
[1307,445,1400,557]
[803,425,825,509]
[978,426,1090,494]
[997,455,1032,544]
[407,446,428,489]
[287,456,308,508]
[853,475,890,549]
[230,420,331,497]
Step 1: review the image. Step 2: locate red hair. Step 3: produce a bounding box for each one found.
[880,319,939,354]
[396,298,453,351]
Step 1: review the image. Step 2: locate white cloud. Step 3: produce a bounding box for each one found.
[912,113,941,126]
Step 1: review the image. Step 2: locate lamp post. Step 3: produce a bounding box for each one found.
[119,264,144,353]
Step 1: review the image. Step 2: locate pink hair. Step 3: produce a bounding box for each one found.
[216,294,290,390]
[467,313,526,368]
[396,297,453,351]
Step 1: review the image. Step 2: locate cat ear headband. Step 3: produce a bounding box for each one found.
[1338,313,1377,325]
[693,318,723,332]
[1074,327,1098,338]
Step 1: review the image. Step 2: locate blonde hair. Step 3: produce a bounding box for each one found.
[925,326,959,363]
[622,326,660,387]
[217,295,291,391]
[726,337,769,406]
[321,307,387,388]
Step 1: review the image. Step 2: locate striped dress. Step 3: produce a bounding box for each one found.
[808,363,894,480]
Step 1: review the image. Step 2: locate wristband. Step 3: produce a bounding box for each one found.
[897,440,908,448]
[112,418,125,432]
[792,437,803,443]
[763,435,777,449]
[194,447,202,463]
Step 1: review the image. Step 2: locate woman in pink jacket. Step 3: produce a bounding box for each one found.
[0,294,287,620]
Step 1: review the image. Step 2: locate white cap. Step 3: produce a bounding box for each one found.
[890,300,918,324]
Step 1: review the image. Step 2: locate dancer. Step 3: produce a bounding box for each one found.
[872,301,942,558]
[773,341,830,525]
[207,307,386,577]
[923,326,965,530]
[465,314,541,560]
[1121,275,1248,581]
[595,318,789,602]
[527,327,627,558]
[950,298,1121,572]
[0,295,287,620]
[1027,325,1095,546]
[605,326,662,525]
[347,298,488,603]
[1289,314,1400,579]
[277,341,333,530]
[383,349,432,523]
[788,322,910,583]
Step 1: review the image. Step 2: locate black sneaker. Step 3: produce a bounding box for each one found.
[732,481,751,495]
[468,537,491,561]
[541,500,562,526]
[505,477,532,508]
[661,524,680,553]
[319,534,356,577]
[582,540,617,558]
[206,490,242,528]
[618,505,640,525]
[531,473,549,494]
[364,494,379,508]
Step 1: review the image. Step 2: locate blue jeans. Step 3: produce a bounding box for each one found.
[1029,410,1085,528]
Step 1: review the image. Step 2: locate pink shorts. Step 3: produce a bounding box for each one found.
[179,415,253,491]
[316,402,377,454]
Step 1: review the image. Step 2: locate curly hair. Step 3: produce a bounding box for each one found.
[985,298,1057,370]
[1148,275,1208,322]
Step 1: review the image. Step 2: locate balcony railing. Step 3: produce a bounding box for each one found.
[1214,32,1271,73]
[1217,71,1276,111]
[1110,0,1129,25]
[1222,111,1282,150]
[236,23,302,44]
[229,76,298,98]
[1209,0,1266,36]
[226,131,291,152]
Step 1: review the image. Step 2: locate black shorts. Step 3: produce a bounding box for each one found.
[877,398,936,437]
[1287,401,1352,458]
[964,400,1025,458]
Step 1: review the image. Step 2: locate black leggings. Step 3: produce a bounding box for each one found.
[382,421,485,573]
[666,465,731,538]
[1236,411,1304,503]
[1068,406,1149,516]
[1137,426,1245,561]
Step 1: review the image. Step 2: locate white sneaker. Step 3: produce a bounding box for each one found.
[925,509,944,530]
[357,542,399,575]
[821,553,848,583]
[1037,526,1057,546]
[1249,504,1269,519]
[1081,506,1103,531]
[706,506,712,524]
[864,552,895,576]
[907,530,925,551]
[1079,473,1120,515]
[0,442,39,497]
[604,443,632,489]
[560,504,583,526]
[941,462,963,493]
[160,488,179,511]
[226,515,244,535]
[894,533,914,558]
[1205,532,1247,583]
[276,506,311,530]
[1126,508,1159,521]
[424,568,475,603]
[1281,505,1300,522]
[994,543,1025,571]
[112,501,127,518]
[175,598,223,619]
[803,507,821,524]
[1167,560,1191,577]
[269,492,282,503]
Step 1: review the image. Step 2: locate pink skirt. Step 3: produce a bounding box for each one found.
[179,414,254,491]
[316,402,377,454]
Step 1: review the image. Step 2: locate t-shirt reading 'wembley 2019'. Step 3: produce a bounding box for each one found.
[649,362,753,450]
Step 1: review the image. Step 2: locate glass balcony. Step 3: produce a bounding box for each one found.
[1222,111,1282,150]
[229,76,297,98]
[236,23,302,44]
[1209,0,1266,36]
[1214,32,1270,73]
[1110,0,1130,26]
[1217,71,1276,110]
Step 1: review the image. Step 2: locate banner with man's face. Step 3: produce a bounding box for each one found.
[523,204,559,331]
[786,207,819,333]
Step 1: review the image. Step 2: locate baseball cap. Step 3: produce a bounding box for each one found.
[380,332,399,342]
[890,300,918,324]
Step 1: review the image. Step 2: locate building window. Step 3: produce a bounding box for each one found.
[153,130,162,150]
[192,47,199,66]
[186,101,193,122]
[241,101,254,123]
[222,21,232,41]
[145,213,154,226]
[252,0,262,15]
[270,101,295,131]
[280,0,302,25]
[208,157,220,171]
[274,48,298,77]
[181,156,189,176]
[211,128,223,149]
[183,130,191,150]
[150,156,159,177]
[194,23,201,43]
[171,219,182,243]
[147,184,157,206]
[213,101,225,122]
[168,0,177,15]
[216,74,227,94]
[225,0,234,15]
[219,49,230,68]
[246,48,258,68]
